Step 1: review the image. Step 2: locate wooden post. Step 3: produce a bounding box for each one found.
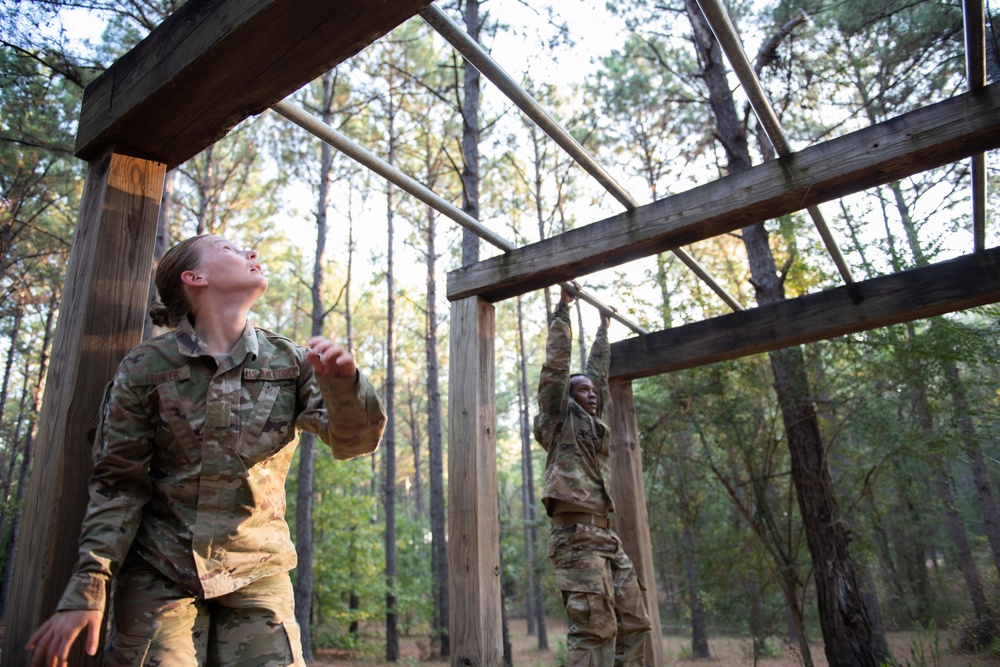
[607,378,664,667]
[447,296,503,667]
[4,150,166,666]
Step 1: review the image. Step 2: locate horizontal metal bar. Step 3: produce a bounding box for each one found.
[694,0,856,284]
[271,99,650,334]
[421,2,743,312]
[420,3,637,210]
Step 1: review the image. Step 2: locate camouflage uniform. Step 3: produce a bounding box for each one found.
[56,318,386,665]
[533,303,651,667]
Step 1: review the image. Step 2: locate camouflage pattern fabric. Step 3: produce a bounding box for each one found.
[57,317,386,613]
[533,303,614,517]
[106,551,304,666]
[535,303,651,667]
[548,524,651,667]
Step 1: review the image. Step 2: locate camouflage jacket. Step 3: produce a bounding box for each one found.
[57,318,386,612]
[532,302,614,518]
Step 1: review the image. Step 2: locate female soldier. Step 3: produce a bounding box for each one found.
[27,235,386,667]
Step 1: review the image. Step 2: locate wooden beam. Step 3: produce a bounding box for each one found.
[4,150,165,666]
[606,379,664,667]
[609,247,1000,380]
[447,297,503,667]
[75,0,431,169]
[447,83,1000,303]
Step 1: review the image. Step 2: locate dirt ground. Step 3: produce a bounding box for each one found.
[4,617,999,666]
[311,618,1000,667]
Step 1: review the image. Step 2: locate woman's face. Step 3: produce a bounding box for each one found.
[190,236,268,298]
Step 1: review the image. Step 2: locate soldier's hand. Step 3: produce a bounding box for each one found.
[26,609,102,667]
[306,337,358,378]
[600,311,611,328]
[560,283,577,305]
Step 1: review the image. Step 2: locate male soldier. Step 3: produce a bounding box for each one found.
[534,285,651,667]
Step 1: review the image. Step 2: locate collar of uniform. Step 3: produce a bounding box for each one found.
[174,317,259,363]
[233,319,259,361]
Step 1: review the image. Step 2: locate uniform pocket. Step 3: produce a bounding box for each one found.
[155,380,201,463]
[555,567,607,596]
[238,380,296,465]
[105,630,151,667]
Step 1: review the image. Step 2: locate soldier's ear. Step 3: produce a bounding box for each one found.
[181,270,206,287]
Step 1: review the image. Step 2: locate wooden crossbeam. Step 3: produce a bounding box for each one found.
[446,83,1000,303]
[74,0,431,169]
[608,247,1000,379]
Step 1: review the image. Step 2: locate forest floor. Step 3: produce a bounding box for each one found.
[4,617,1000,666]
[310,617,1000,667]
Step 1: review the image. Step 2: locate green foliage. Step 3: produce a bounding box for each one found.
[288,453,385,648]
[901,621,944,667]
[394,512,435,636]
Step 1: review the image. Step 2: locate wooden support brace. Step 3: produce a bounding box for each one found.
[75,0,432,169]
[610,247,1000,379]
[447,83,1000,303]
[606,379,665,667]
[4,150,165,666]
[447,297,503,667]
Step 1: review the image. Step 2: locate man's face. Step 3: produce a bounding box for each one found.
[570,375,599,415]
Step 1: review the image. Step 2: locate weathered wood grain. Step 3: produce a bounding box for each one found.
[75,0,432,169]
[609,247,1000,379]
[447,83,1000,303]
[4,151,165,666]
[447,297,503,667]
[606,379,665,667]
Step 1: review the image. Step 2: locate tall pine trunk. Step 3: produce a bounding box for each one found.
[947,361,1000,580]
[422,135,449,659]
[0,293,55,616]
[516,295,548,650]
[383,82,399,662]
[906,340,996,647]
[460,0,482,267]
[683,1,889,663]
[294,68,339,663]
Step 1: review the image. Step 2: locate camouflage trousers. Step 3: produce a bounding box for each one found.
[548,522,652,667]
[105,552,305,666]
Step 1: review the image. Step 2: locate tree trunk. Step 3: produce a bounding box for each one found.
[460,0,482,266]
[0,303,21,429]
[294,68,340,662]
[516,295,548,650]
[680,522,709,658]
[293,432,316,662]
[515,297,535,635]
[2,288,56,618]
[407,389,423,515]
[946,361,1000,581]
[682,1,890,663]
[907,348,996,646]
[864,488,914,627]
[423,177,449,658]
[194,144,212,234]
[383,85,399,662]
[674,430,709,658]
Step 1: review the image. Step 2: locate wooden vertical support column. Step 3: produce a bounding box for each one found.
[4,149,166,667]
[607,377,664,667]
[447,296,503,667]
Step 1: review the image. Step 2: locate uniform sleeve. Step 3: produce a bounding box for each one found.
[295,356,387,460]
[585,321,610,417]
[532,303,572,449]
[57,364,154,612]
